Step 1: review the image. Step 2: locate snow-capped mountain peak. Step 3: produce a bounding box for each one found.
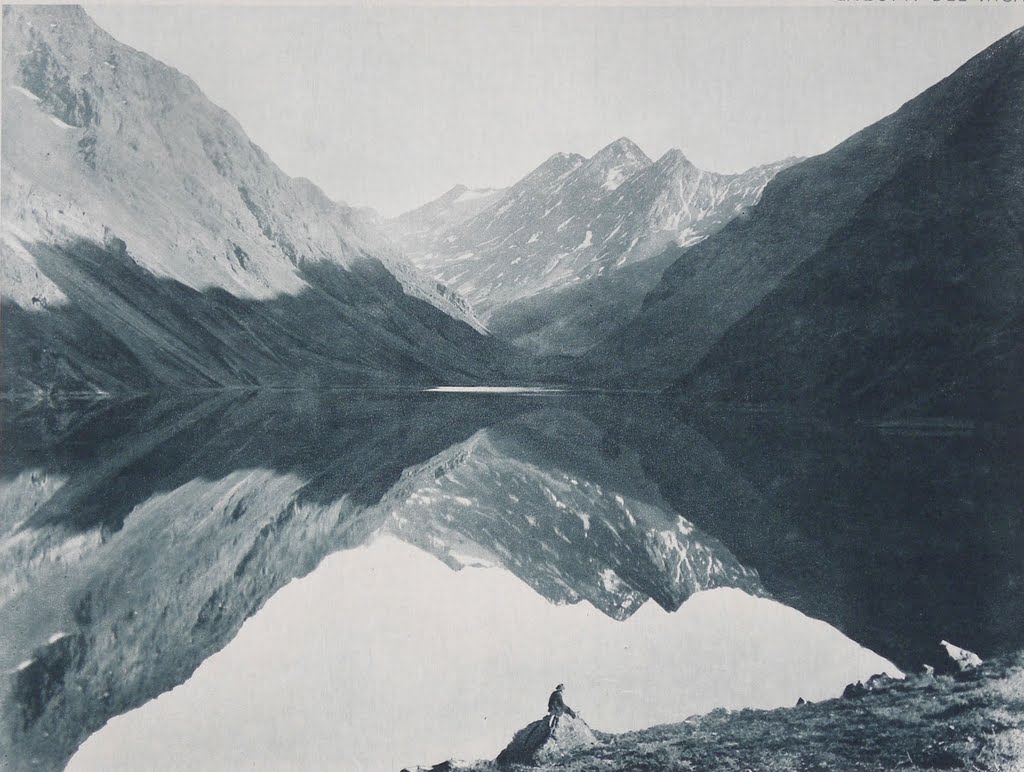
[386,137,796,351]
[584,137,653,192]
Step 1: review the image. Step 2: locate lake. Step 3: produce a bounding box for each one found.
[2,392,1021,770]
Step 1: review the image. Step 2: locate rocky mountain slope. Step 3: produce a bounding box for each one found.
[387,138,793,354]
[1,5,495,394]
[590,27,1024,418]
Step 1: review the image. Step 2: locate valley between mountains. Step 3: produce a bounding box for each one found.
[4,6,1021,420]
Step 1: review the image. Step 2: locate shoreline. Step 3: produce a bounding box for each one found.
[420,650,1024,771]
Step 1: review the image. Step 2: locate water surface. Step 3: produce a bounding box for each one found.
[2,392,1020,769]
[68,538,891,772]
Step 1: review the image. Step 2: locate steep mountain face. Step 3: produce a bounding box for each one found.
[591,28,1024,417]
[388,138,792,354]
[1,5,494,394]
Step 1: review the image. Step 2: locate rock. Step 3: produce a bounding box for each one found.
[842,672,902,700]
[796,697,805,706]
[865,673,899,693]
[941,640,983,672]
[400,761,453,772]
[102,226,128,258]
[496,714,598,766]
[842,681,868,699]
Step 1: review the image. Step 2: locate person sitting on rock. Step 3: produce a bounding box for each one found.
[547,683,576,730]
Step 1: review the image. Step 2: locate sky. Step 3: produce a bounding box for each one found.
[84,2,1024,216]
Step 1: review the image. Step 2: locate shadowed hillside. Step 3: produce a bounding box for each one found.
[589,27,1024,418]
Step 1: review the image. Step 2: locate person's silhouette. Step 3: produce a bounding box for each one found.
[547,683,576,730]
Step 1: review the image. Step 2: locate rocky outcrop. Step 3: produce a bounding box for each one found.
[496,714,598,766]
[940,640,984,673]
[842,672,901,700]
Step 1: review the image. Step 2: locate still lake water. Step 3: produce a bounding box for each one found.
[2,391,1021,770]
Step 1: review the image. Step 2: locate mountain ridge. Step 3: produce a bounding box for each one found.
[387,137,795,353]
[388,137,793,317]
[1,4,499,393]
[586,25,1024,417]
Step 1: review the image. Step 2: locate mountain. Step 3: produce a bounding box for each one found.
[1,5,495,395]
[384,183,508,253]
[388,138,794,354]
[589,28,1024,417]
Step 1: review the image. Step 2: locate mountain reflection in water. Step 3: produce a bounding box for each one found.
[70,538,890,772]
[1,392,1021,770]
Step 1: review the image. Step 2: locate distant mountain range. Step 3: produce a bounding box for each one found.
[586,25,1024,417]
[386,139,795,354]
[1,5,496,394]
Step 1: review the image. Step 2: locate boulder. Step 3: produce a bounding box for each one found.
[400,761,454,772]
[496,714,598,766]
[940,640,983,672]
[842,681,868,699]
[865,673,899,693]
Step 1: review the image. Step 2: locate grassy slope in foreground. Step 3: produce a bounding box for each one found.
[451,652,1024,771]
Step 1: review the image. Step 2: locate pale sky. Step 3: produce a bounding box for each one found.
[84,2,1024,216]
